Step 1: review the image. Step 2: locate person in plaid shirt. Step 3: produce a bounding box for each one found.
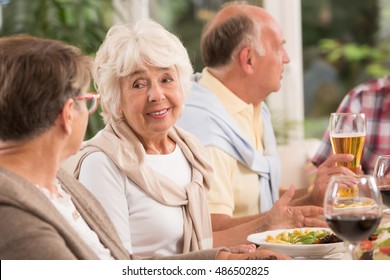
[312,75,390,174]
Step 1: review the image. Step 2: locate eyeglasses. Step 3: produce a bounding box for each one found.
[75,92,100,114]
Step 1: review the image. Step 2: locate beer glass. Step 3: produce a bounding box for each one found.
[329,113,366,174]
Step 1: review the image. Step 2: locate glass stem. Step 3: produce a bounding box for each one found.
[345,241,358,260]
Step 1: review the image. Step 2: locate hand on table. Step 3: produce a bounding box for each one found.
[229,243,257,253]
[217,249,292,260]
[265,186,328,230]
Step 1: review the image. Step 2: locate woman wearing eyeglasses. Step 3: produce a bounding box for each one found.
[0,34,290,260]
[0,34,116,259]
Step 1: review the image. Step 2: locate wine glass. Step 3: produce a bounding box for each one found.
[324,175,382,259]
[329,113,366,174]
[373,155,390,213]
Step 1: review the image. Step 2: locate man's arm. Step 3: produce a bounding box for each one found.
[211,187,327,247]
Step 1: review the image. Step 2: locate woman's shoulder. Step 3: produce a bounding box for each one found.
[80,151,120,174]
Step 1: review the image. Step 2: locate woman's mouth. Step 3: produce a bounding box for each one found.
[148,108,169,117]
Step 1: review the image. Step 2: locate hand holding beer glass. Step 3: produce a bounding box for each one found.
[329,113,366,174]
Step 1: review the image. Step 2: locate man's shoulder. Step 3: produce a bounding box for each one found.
[180,82,222,123]
[188,81,218,101]
[348,77,389,97]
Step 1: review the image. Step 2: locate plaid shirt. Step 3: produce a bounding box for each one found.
[312,76,390,174]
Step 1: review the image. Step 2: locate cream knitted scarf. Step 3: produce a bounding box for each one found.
[73,120,213,253]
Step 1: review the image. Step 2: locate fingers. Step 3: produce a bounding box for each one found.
[248,243,257,252]
[258,250,292,260]
[274,185,295,207]
[321,154,354,167]
[291,205,327,227]
[301,217,328,228]
[270,252,292,260]
[242,249,292,260]
[316,170,358,192]
[296,205,324,217]
[318,165,356,176]
[229,244,256,253]
[334,175,359,186]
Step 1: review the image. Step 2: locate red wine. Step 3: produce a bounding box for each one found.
[326,214,381,244]
[379,185,390,207]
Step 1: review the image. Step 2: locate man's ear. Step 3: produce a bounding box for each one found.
[238,47,255,74]
[58,98,75,136]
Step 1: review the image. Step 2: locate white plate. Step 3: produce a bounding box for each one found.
[247,227,346,258]
[333,204,376,213]
[333,197,376,213]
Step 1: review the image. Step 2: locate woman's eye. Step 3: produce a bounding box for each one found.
[132,81,146,89]
[162,76,173,83]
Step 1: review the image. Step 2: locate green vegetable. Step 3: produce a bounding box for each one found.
[301,238,316,244]
[378,239,390,247]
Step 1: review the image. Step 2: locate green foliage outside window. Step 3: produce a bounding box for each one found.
[1,0,114,139]
[2,0,387,142]
[319,38,390,90]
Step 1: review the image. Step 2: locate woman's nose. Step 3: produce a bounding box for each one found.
[148,83,166,102]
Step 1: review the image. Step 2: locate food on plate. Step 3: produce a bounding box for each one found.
[356,223,390,260]
[334,199,375,209]
[247,228,347,257]
[266,228,342,245]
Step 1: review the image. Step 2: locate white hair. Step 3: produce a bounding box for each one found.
[93,18,193,124]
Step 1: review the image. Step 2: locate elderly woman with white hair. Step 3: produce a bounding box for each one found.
[73,19,209,258]
[72,19,279,259]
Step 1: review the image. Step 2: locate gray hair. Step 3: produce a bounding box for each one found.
[201,2,264,68]
[93,19,193,124]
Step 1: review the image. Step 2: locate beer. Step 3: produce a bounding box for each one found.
[330,133,365,173]
[337,185,358,199]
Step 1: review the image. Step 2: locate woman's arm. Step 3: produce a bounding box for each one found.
[78,152,133,254]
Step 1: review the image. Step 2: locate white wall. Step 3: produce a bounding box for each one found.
[264,0,309,189]
[264,0,304,143]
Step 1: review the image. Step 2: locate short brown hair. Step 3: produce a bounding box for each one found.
[200,12,261,68]
[0,35,92,141]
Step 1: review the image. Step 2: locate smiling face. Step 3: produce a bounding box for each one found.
[118,65,184,142]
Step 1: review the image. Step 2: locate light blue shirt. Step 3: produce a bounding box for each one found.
[177,78,280,212]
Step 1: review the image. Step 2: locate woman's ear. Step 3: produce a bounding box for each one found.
[58,98,75,136]
[238,47,255,74]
